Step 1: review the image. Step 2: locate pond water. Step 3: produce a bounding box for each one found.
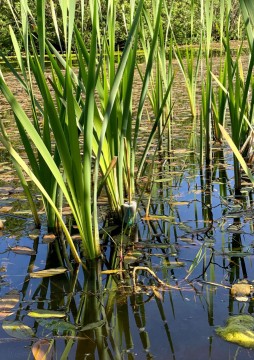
[1,64,254,359]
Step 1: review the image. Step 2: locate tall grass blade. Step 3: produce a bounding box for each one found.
[219,124,254,184]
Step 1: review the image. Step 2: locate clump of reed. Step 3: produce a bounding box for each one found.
[0,0,171,264]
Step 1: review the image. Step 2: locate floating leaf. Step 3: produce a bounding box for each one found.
[28,309,66,318]
[36,319,76,333]
[0,311,15,320]
[42,234,56,243]
[10,246,36,256]
[81,320,106,331]
[0,206,13,213]
[142,215,175,222]
[101,269,125,274]
[61,207,72,215]
[30,267,67,278]
[222,251,252,258]
[2,320,34,339]
[29,230,40,241]
[163,261,185,269]
[0,290,19,312]
[0,220,4,229]
[170,201,189,206]
[32,339,54,360]
[124,256,139,265]
[71,234,82,241]
[126,251,143,258]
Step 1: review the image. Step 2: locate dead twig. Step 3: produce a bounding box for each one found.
[132,266,180,292]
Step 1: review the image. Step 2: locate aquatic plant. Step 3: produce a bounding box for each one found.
[215,0,254,190]
[171,0,201,118]
[0,0,145,261]
[200,0,214,164]
[216,315,254,348]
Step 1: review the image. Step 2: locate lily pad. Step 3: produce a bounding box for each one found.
[2,320,35,339]
[216,315,254,347]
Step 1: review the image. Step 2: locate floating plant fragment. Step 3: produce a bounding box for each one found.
[2,320,35,339]
[216,315,254,347]
[32,339,54,360]
[30,267,67,278]
[10,246,36,256]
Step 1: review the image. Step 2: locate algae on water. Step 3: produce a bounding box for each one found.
[216,315,254,348]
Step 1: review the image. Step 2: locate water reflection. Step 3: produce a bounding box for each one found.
[0,131,254,358]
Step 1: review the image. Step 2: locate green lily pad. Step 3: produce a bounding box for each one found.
[216,315,254,347]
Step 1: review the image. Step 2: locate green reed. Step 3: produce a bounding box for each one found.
[211,0,227,142]
[214,0,254,190]
[171,0,201,119]
[0,0,145,261]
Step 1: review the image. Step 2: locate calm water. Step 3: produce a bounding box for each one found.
[1,64,254,359]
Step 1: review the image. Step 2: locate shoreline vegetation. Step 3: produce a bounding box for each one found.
[0,40,249,66]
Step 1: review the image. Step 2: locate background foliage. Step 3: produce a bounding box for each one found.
[0,0,241,55]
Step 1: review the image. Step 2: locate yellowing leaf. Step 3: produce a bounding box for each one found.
[30,267,67,278]
[101,269,125,274]
[32,339,54,360]
[27,309,66,318]
[152,287,163,301]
